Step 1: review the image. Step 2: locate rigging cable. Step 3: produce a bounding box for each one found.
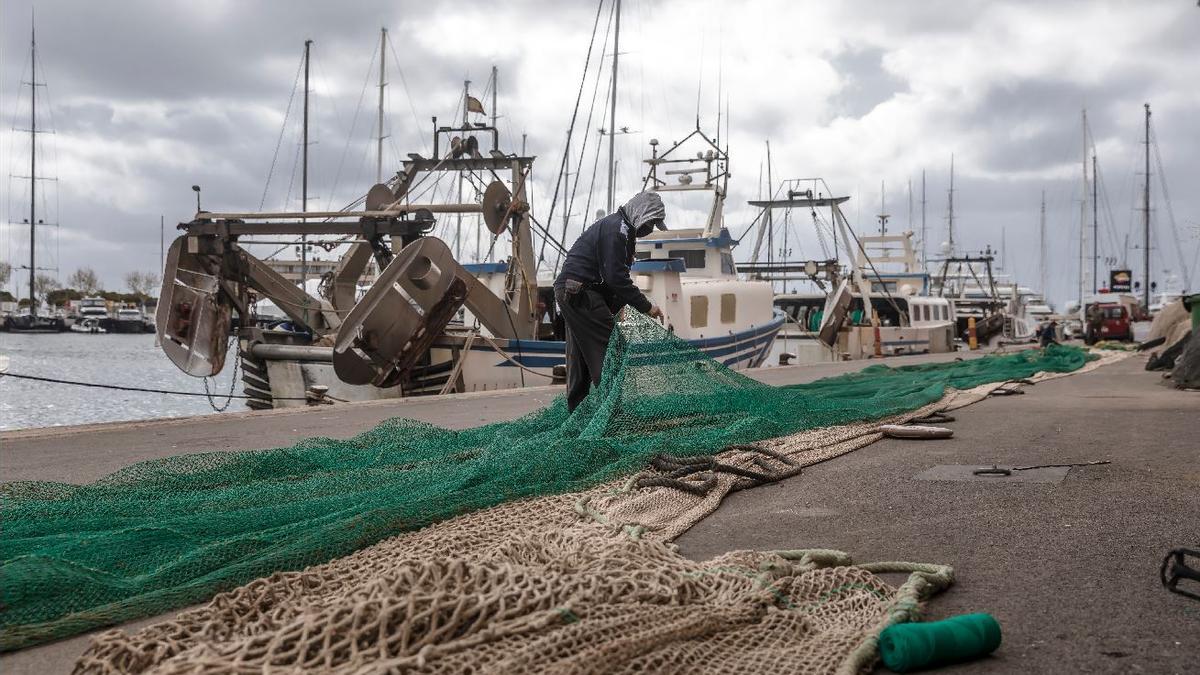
[323,39,378,213]
[553,0,618,275]
[537,0,609,270]
[1150,124,1192,289]
[259,47,306,211]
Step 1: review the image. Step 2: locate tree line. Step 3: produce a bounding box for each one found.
[0,263,160,307]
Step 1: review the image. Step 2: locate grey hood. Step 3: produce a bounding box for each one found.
[620,192,668,232]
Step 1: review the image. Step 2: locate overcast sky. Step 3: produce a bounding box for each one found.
[1,0,1197,307]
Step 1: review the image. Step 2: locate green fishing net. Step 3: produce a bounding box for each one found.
[0,316,1093,650]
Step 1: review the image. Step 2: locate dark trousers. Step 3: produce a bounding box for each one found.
[555,284,614,412]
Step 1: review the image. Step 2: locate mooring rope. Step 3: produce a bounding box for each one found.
[0,371,311,401]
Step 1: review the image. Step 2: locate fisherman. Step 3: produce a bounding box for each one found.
[554,192,667,411]
[1039,319,1059,348]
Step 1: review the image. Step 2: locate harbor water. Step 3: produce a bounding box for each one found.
[0,333,240,431]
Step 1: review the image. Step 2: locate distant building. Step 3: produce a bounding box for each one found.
[265,258,380,286]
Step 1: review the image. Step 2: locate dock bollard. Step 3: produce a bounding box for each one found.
[968,317,978,350]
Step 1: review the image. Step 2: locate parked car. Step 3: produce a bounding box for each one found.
[1084,303,1132,344]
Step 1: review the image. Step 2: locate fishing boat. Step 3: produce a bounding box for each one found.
[156,30,780,408]
[743,181,955,363]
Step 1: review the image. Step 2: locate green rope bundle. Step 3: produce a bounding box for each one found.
[879,613,1002,672]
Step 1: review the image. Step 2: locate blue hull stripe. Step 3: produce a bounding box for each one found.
[473,313,785,370]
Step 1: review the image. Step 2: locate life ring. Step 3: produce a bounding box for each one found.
[880,424,954,439]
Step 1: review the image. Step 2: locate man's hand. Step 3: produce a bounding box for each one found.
[647,304,665,322]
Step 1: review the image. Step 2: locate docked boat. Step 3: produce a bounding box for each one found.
[112,306,149,333]
[2,28,66,335]
[742,184,955,363]
[70,317,107,334]
[3,307,67,333]
[157,105,781,409]
[929,251,1010,344]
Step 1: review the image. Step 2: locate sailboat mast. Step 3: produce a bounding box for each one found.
[300,39,311,289]
[1039,190,1047,296]
[606,0,621,214]
[28,22,37,316]
[921,170,927,269]
[1143,102,1151,307]
[1079,108,1087,307]
[1092,153,1098,293]
[947,155,955,255]
[377,28,386,183]
[907,178,912,234]
[765,140,773,284]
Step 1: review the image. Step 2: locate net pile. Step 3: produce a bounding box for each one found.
[1,316,1094,656]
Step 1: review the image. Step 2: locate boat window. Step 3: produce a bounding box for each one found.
[634,251,651,260]
[720,252,736,275]
[691,295,709,328]
[669,249,707,270]
[720,293,736,323]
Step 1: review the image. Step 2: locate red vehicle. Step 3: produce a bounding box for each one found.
[1084,303,1132,344]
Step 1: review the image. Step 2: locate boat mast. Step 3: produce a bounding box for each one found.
[947,155,955,255]
[1142,102,1151,307]
[1092,152,1098,293]
[907,178,912,235]
[765,140,773,288]
[457,80,469,259]
[1039,190,1047,296]
[28,21,37,317]
[491,65,498,131]
[1001,227,1007,273]
[1078,108,1086,307]
[376,28,387,183]
[301,39,311,289]
[921,170,927,270]
[606,0,621,214]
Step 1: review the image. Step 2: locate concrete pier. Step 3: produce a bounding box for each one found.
[2,349,1197,673]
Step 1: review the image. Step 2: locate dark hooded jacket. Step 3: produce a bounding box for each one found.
[554,193,665,314]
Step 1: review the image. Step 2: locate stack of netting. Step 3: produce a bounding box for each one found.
[0,316,1092,652]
